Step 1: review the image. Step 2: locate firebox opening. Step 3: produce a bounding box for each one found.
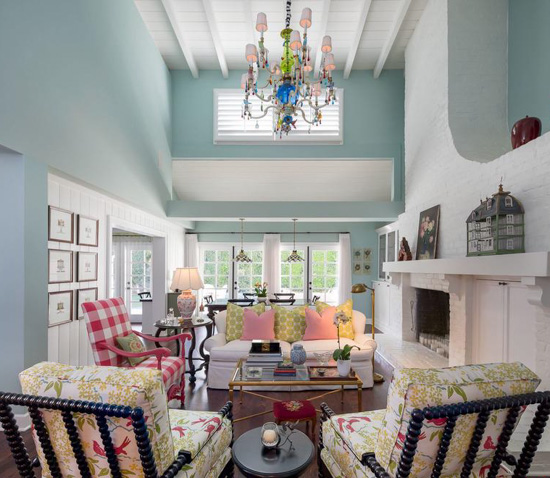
[414,288,450,358]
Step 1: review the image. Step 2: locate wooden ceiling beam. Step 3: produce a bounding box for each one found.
[161,0,199,78]
[314,0,331,79]
[343,0,373,79]
[373,0,412,78]
[202,0,229,78]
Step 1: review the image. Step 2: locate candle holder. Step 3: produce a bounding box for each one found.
[260,422,280,449]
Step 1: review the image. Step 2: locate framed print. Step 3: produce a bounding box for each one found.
[416,205,441,260]
[352,248,362,261]
[77,288,98,319]
[48,249,73,284]
[362,262,371,273]
[353,262,362,273]
[48,290,73,327]
[48,206,74,243]
[77,252,98,282]
[77,215,99,247]
[363,248,372,262]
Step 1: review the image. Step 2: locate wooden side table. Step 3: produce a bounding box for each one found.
[153,316,213,383]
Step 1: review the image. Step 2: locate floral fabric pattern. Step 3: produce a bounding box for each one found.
[226,302,266,342]
[20,362,174,478]
[321,438,374,478]
[19,362,233,478]
[316,299,355,339]
[171,411,232,478]
[374,362,540,477]
[272,304,308,343]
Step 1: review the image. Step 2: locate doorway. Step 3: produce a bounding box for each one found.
[111,229,152,324]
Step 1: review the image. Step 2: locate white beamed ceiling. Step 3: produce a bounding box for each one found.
[134,0,427,72]
[172,159,393,201]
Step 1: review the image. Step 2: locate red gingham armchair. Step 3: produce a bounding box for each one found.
[82,297,190,408]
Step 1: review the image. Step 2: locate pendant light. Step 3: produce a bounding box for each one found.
[234,218,252,263]
[286,219,304,262]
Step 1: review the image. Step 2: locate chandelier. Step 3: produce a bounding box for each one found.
[241,0,337,138]
[286,219,304,262]
[234,218,252,263]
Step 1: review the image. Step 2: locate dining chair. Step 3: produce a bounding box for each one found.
[204,294,214,304]
[228,299,254,306]
[311,295,321,304]
[243,293,256,300]
[269,298,296,305]
[137,291,152,299]
[274,292,295,299]
[82,297,190,408]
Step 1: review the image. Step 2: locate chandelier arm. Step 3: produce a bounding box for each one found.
[296,108,316,125]
[255,92,274,103]
[299,99,331,111]
[249,105,275,120]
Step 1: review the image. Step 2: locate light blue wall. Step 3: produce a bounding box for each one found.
[0,0,173,216]
[171,70,405,200]
[0,148,47,393]
[509,0,550,134]
[192,221,385,319]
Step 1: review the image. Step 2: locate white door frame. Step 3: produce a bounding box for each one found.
[106,216,167,334]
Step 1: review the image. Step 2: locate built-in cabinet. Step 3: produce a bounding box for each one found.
[473,279,536,371]
[373,280,400,335]
[377,223,399,280]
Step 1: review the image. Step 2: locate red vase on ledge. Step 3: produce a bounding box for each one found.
[511,116,542,149]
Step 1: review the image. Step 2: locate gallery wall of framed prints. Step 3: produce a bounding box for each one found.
[47,206,99,327]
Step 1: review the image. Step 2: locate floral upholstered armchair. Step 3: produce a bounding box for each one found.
[82,297,190,408]
[319,362,550,478]
[0,362,233,478]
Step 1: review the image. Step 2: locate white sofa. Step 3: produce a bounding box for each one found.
[204,309,377,389]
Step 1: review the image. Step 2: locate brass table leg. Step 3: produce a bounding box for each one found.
[229,386,234,404]
[358,385,362,411]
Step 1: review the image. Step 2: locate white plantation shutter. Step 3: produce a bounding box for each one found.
[214,89,343,144]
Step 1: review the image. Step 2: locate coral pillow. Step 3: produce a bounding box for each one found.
[302,307,338,341]
[241,308,276,340]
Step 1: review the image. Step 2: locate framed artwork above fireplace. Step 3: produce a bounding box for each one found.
[416,205,440,260]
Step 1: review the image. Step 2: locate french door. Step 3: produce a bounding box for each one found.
[124,244,152,323]
[199,243,263,300]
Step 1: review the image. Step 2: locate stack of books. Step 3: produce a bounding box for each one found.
[274,360,297,377]
[246,340,282,368]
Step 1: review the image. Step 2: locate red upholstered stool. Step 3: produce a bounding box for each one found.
[273,400,317,439]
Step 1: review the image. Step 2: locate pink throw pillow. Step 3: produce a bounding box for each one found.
[302,307,338,340]
[241,308,276,340]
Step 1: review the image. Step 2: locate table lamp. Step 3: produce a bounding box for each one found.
[351,283,385,383]
[171,267,204,319]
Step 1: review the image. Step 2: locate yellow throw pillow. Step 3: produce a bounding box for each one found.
[272,305,307,343]
[316,299,354,339]
[226,302,266,342]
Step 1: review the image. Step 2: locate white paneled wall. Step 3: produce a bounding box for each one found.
[47,174,184,366]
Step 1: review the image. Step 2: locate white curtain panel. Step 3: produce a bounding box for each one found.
[338,233,352,304]
[184,233,199,267]
[263,233,281,295]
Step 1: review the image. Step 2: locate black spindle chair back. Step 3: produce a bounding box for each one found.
[0,391,233,478]
[228,299,254,306]
[320,391,550,478]
[268,298,296,305]
[274,293,295,300]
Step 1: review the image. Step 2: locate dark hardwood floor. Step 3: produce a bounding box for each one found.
[0,355,392,478]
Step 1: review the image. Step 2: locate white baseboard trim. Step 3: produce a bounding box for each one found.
[0,412,31,432]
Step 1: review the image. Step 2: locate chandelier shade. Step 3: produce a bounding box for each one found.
[240,0,337,137]
[286,219,304,263]
[234,218,252,263]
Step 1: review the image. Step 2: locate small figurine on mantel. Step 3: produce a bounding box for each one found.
[398,237,413,261]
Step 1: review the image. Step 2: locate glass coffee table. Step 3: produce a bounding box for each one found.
[228,359,363,422]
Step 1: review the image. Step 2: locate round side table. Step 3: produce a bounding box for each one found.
[232,427,314,478]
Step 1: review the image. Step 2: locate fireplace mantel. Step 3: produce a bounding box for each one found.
[383,252,550,278]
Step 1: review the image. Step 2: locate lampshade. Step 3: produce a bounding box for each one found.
[256,12,268,32]
[351,283,368,294]
[289,30,302,51]
[240,73,247,89]
[312,83,322,96]
[321,35,332,53]
[171,267,204,292]
[245,43,258,63]
[324,53,336,71]
[300,8,312,28]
